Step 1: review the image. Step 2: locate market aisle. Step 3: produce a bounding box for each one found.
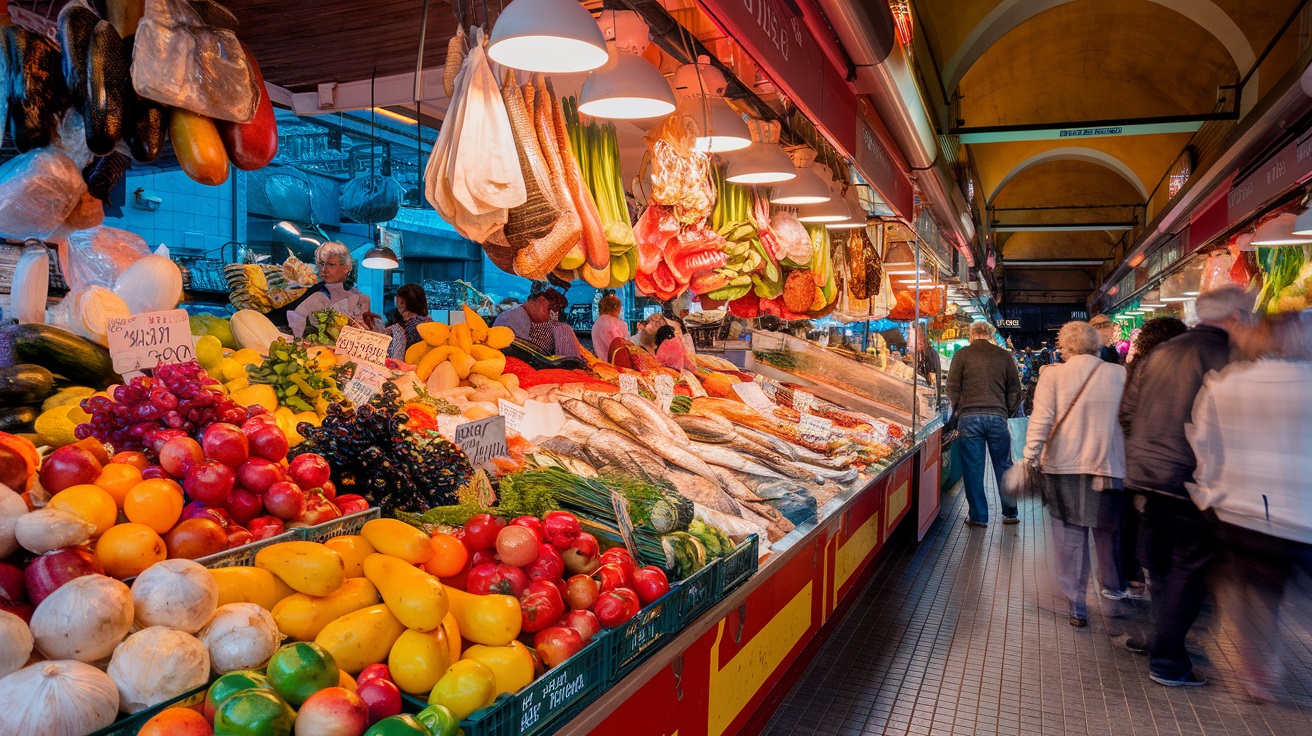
[762,481,1312,736]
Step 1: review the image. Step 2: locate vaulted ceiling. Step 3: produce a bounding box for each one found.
[914,0,1305,304]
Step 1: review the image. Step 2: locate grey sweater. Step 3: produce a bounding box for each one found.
[946,339,1022,419]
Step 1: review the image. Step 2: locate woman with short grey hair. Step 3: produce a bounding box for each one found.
[1025,321,1129,626]
[287,242,380,337]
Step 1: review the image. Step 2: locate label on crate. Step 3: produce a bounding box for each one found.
[732,381,776,416]
[654,374,675,412]
[107,309,194,374]
[618,373,640,395]
[334,325,392,366]
[455,415,507,468]
[343,362,390,406]
[610,492,640,559]
[518,659,594,732]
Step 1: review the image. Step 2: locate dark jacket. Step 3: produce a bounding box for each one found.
[946,339,1022,419]
[1119,325,1232,498]
[1098,345,1121,364]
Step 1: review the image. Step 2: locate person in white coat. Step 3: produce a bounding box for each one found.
[1186,311,1312,703]
[1025,321,1128,627]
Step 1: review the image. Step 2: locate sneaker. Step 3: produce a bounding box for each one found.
[1002,517,1020,525]
[1124,638,1148,655]
[965,520,988,528]
[1149,671,1208,687]
[1069,615,1088,628]
[1102,589,1133,601]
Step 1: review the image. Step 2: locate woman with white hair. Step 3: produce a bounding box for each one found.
[285,242,380,337]
[1025,320,1128,626]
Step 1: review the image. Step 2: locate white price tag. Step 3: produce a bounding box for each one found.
[799,413,835,442]
[618,373,640,395]
[343,362,390,406]
[106,309,194,374]
[455,416,508,468]
[654,374,675,413]
[335,325,392,366]
[732,381,776,416]
[794,390,819,413]
[498,399,526,434]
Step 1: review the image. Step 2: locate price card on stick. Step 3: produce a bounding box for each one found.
[455,415,508,469]
[335,325,392,366]
[794,390,819,414]
[343,362,390,406]
[618,373,640,395]
[107,309,194,374]
[654,374,675,413]
[799,413,835,444]
[498,399,526,434]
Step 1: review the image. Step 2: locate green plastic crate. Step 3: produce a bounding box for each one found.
[603,591,672,680]
[667,559,719,623]
[296,507,381,543]
[195,530,298,569]
[716,535,759,596]
[88,681,209,736]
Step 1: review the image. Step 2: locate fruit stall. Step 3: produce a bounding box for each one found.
[0,1,957,735]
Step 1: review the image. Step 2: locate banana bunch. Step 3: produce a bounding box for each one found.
[226,263,272,311]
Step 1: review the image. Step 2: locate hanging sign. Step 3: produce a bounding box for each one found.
[455,416,508,468]
[1227,132,1312,224]
[335,325,392,366]
[107,309,194,374]
[343,362,390,406]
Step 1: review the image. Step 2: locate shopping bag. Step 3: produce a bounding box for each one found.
[1007,416,1029,461]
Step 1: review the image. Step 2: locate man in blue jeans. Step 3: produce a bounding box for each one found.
[946,321,1023,527]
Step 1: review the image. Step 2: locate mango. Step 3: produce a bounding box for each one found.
[272,578,381,641]
[314,604,406,674]
[209,566,296,611]
[256,541,346,596]
[417,322,450,347]
[461,642,534,696]
[388,628,453,695]
[361,519,434,564]
[324,535,377,577]
[232,384,278,412]
[444,587,521,646]
[363,553,448,632]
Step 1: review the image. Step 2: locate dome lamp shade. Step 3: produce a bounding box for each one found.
[773,150,832,205]
[1251,212,1312,246]
[578,11,675,119]
[487,0,609,73]
[726,119,796,184]
[672,57,751,152]
[362,245,399,269]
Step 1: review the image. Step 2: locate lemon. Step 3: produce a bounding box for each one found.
[34,406,80,447]
[217,357,248,382]
[196,335,224,370]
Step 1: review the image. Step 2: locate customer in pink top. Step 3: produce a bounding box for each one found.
[590,294,629,362]
[654,325,694,372]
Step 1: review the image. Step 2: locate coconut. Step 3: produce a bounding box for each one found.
[30,574,133,662]
[198,603,282,674]
[106,627,210,713]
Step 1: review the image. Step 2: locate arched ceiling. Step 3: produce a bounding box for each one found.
[913,0,1304,304]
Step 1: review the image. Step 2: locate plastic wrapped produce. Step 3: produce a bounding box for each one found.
[130,0,258,123]
[0,148,87,240]
[340,174,402,224]
[57,226,149,292]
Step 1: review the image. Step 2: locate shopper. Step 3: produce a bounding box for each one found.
[1186,312,1309,703]
[654,325,695,372]
[387,284,433,361]
[1024,322,1127,627]
[492,287,584,359]
[1090,314,1122,364]
[946,321,1023,527]
[591,294,630,362]
[1119,286,1259,687]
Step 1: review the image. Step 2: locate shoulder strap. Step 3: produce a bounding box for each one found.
[1038,363,1100,463]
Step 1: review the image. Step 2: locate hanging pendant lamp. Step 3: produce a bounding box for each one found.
[487,0,609,74]
[773,149,832,205]
[798,169,849,223]
[672,57,751,153]
[578,11,675,119]
[827,186,868,229]
[363,244,399,269]
[726,119,796,184]
[1251,212,1312,245]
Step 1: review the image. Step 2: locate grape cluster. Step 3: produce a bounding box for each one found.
[77,361,261,454]
[293,382,474,514]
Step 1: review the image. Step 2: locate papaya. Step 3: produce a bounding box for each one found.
[209,566,296,611]
[255,540,346,596]
[217,43,278,170]
[271,577,381,642]
[7,27,68,153]
[314,604,406,675]
[323,535,376,578]
[483,326,514,350]
[57,3,98,109]
[360,519,434,564]
[362,553,448,632]
[170,108,230,186]
[84,21,129,157]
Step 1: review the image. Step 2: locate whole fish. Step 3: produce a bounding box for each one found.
[673,414,735,443]
[550,418,600,445]
[687,442,789,480]
[796,461,858,484]
[599,398,728,486]
[726,437,821,482]
[618,392,689,443]
[664,467,743,517]
[584,429,668,484]
[559,397,626,432]
[535,436,589,460]
[735,426,798,459]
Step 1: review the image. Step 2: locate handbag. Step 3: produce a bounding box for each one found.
[1003,363,1101,499]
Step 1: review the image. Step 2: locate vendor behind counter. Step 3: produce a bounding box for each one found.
[492,286,583,358]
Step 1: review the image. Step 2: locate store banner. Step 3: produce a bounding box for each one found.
[855,109,916,220]
[1226,130,1312,224]
[695,0,858,154]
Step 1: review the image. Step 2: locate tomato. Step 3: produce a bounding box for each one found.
[542,511,581,549]
[495,525,540,567]
[462,513,506,551]
[533,626,584,668]
[519,580,565,634]
[594,588,641,628]
[565,574,599,611]
[466,563,528,597]
[562,609,600,644]
[523,544,564,582]
[266,641,339,708]
[633,565,671,605]
[599,548,636,585]
[509,516,545,543]
[424,533,469,578]
[593,564,628,593]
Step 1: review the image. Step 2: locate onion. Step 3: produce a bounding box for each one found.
[198,603,282,674]
[0,610,32,678]
[130,559,218,633]
[0,660,119,736]
[0,485,26,558]
[107,627,210,713]
[14,508,94,554]
[30,574,133,663]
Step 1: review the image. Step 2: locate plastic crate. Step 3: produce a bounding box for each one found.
[89,681,209,736]
[297,507,381,543]
[195,530,299,569]
[716,535,760,596]
[668,559,719,623]
[604,592,672,680]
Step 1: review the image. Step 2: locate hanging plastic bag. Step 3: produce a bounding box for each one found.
[130,0,258,122]
[340,175,402,224]
[58,226,150,292]
[0,148,87,240]
[1199,248,1237,293]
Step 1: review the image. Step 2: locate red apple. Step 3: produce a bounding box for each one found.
[184,460,236,505]
[356,678,401,725]
[225,524,254,549]
[248,425,290,462]
[533,626,585,668]
[356,664,391,688]
[224,488,264,525]
[0,563,27,606]
[165,518,229,559]
[24,547,104,605]
[264,481,306,520]
[159,437,204,477]
[562,609,601,644]
[561,532,601,575]
[37,445,102,493]
[140,464,173,481]
[288,453,331,489]
[334,494,369,515]
[235,458,283,494]
[202,423,249,467]
[249,516,286,541]
[295,687,370,736]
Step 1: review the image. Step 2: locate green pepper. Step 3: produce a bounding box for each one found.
[364,714,432,736]
[416,704,462,736]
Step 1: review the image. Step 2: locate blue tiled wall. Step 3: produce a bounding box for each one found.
[104,169,239,257]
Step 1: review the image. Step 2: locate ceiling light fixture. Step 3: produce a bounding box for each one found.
[726,119,796,184]
[578,11,675,119]
[797,170,850,223]
[1251,212,1312,245]
[488,0,609,73]
[671,57,751,152]
[362,244,399,269]
[773,149,832,205]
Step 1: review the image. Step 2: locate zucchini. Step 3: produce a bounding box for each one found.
[121,36,168,163]
[84,21,129,156]
[0,405,39,432]
[12,324,117,387]
[58,2,98,110]
[6,27,69,153]
[0,364,56,407]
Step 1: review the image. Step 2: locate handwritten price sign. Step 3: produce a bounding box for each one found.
[455,415,508,469]
[107,309,194,374]
[343,362,391,406]
[335,325,392,366]
[654,374,675,413]
[618,373,639,395]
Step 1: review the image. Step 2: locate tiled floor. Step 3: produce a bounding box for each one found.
[763,481,1312,736]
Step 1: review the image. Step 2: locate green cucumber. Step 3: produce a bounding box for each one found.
[12,325,117,387]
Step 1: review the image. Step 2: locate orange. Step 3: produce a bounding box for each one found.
[124,478,185,534]
[138,706,212,736]
[110,450,150,471]
[96,523,167,579]
[424,533,469,578]
[94,463,143,508]
[49,484,118,537]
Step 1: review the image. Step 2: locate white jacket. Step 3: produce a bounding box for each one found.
[1024,355,1127,478]
[1186,360,1312,544]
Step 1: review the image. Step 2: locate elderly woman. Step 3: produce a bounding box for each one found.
[1025,321,1128,627]
[287,242,379,338]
